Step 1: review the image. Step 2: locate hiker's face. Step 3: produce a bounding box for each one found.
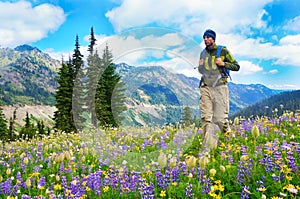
[204,36,215,48]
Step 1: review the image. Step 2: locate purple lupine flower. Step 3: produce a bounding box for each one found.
[271,173,284,182]
[164,168,171,185]
[286,151,297,172]
[256,176,265,192]
[185,183,193,198]
[59,162,65,173]
[119,167,131,195]
[81,164,86,173]
[107,167,119,189]
[240,145,247,156]
[178,161,188,176]
[236,159,253,185]
[34,165,41,172]
[155,170,167,189]
[16,171,25,189]
[171,168,180,183]
[1,178,12,195]
[129,171,140,191]
[61,175,68,190]
[140,182,155,199]
[38,175,46,188]
[259,154,275,173]
[201,175,211,194]
[197,167,205,181]
[21,194,31,199]
[228,155,234,164]
[240,185,250,199]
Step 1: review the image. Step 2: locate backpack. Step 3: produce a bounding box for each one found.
[216,45,231,80]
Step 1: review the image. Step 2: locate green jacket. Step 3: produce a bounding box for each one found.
[198,44,240,86]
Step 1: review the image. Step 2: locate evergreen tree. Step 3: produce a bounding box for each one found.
[8,108,17,141]
[95,44,127,127]
[180,106,193,127]
[86,27,101,127]
[20,112,34,139]
[37,120,45,138]
[53,60,75,133]
[72,35,86,131]
[0,75,8,141]
[88,27,97,54]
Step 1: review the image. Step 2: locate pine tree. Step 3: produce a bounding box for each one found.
[0,75,8,141]
[86,27,101,127]
[20,112,34,140]
[95,44,127,127]
[180,106,193,127]
[8,108,17,141]
[72,35,86,131]
[53,60,75,133]
[88,27,97,54]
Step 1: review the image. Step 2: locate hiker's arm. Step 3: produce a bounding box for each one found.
[198,59,205,74]
[198,51,205,74]
[224,50,240,71]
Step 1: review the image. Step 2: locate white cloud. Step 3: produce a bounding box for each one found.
[283,16,300,32]
[105,0,273,35]
[268,69,278,74]
[0,1,66,47]
[236,60,263,75]
[94,28,199,68]
[279,35,300,45]
[215,33,300,67]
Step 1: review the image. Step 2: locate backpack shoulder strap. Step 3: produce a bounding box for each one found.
[216,45,226,58]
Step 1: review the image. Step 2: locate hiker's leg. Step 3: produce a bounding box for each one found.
[213,84,230,134]
[200,86,215,152]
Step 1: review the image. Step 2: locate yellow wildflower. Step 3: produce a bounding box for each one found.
[258,187,266,192]
[160,190,166,197]
[218,184,225,192]
[54,184,62,191]
[30,172,40,178]
[171,182,178,186]
[215,195,221,199]
[146,170,152,176]
[103,186,109,192]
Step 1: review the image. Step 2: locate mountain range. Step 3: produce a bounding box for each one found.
[0,45,292,126]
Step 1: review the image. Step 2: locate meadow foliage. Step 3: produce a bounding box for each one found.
[0,112,299,199]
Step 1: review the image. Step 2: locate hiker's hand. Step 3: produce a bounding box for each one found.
[215,58,225,67]
[199,59,204,66]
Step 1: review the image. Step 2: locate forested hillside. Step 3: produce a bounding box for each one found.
[230,90,300,119]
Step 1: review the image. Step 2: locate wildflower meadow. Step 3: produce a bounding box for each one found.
[0,112,299,199]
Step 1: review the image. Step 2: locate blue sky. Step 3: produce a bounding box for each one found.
[1,0,300,90]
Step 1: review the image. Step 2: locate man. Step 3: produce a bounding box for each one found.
[198,29,240,153]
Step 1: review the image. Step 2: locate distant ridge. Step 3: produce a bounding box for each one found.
[230,89,300,119]
[14,44,42,52]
